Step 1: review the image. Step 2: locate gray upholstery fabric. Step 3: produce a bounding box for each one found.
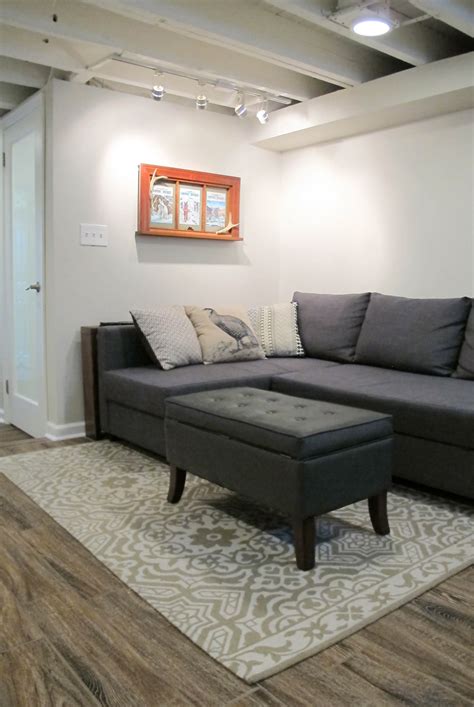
[97,324,152,431]
[108,403,166,457]
[272,364,474,449]
[356,293,471,376]
[166,387,392,460]
[103,364,272,418]
[393,434,474,499]
[166,418,392,518]
[293,292,370,362]
[233,357,341,375]
[454,301,474,380]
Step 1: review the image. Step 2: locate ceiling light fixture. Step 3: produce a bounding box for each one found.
[196,82,208,110]
[151,71,165,100]
[256,99,269,125]
[351,15,393,35]
[234,93,248,118]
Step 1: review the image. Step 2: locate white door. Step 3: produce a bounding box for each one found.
[3,99,47,437]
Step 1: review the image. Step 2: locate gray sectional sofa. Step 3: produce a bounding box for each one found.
[97,292,474,499]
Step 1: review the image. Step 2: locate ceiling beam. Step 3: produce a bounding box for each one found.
[265,0,470,66]
[0,82,35,110]
[0,1,333,101]
[77,0,406,86]
[410,0,474,38]
[0,56,50,88]
[0,25,90,73]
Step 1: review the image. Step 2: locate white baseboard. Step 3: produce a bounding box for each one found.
[0,408,4,424]
[45,420,86,441]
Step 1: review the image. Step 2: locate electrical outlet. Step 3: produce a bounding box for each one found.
[80,224,108,247]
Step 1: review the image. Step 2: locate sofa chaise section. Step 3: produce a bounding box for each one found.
[272,364,474,497]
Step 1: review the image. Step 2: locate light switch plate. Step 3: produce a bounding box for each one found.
[80,224,108,247]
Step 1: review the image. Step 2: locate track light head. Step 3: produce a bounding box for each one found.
[234,93,247,118]
[256,99,269,124]
[196,83,208,110]
[151,71,165,101]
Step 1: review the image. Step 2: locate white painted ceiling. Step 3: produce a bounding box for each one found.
[0,0,472,117]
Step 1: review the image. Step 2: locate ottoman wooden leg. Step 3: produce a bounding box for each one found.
[368,491,390,535]
[293,517,316,571]
[167,466,187,503]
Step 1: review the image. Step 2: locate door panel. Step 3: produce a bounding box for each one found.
[4,101,46,437]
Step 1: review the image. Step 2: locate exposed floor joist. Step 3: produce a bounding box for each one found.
[266,0,472,65]
[0,56,50,89]
[411,0,474,38]
[0,0,337,101]
[0,81,36,110]
[65,0,406,86]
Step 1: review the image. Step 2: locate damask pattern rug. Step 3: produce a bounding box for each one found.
[1,441,472,683]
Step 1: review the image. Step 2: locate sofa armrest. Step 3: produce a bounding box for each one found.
[97,325,151,433]
[97,324,150,373]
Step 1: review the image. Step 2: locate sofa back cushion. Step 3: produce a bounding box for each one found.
[356,293,471,376]
[454,301,474,380]
[293,292,370,362]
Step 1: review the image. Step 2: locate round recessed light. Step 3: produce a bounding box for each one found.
[352,17,392,36]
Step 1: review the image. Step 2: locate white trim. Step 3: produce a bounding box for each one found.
[45,420,86,441]
[0,408,4,424]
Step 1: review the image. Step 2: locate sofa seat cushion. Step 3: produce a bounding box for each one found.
[234,357,341,375]
[103,363,272,418]
[272,365,474,449]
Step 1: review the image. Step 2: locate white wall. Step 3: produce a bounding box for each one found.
[278,109,474,300]
[46,80,281,427]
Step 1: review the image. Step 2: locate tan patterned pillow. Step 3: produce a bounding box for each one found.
[186,306,265,364]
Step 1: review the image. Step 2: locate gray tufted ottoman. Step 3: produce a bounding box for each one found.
[165,387,393,570]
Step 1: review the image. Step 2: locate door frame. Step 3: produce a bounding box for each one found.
[1,92,47,437]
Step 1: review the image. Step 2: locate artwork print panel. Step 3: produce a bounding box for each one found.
[205,188,227,232]
[150,181,175,229]
[179,184,202,230]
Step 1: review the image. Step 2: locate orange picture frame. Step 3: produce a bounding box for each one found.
[137,164,242,241]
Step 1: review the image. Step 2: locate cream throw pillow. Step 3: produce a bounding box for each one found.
[186,306,265,364]
[248,302,305,357]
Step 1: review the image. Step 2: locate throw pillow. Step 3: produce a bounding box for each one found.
[293,292,370,363]
[248,302,305,357]
[131,307,202,370]
[355,293,471,376]
[185,306,265,364]
[453,301,474,380]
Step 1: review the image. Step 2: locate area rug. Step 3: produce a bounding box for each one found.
[1,441,472,683]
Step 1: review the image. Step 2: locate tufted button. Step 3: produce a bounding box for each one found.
[294,404,306,409]
[266,410,277,415]
[323,410,336,416]
[295,417,306,421]
[237,403,249,407]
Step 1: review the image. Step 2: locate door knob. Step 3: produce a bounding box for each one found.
[25,281,41,292]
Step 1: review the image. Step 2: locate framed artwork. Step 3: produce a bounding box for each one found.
[205,187,227,232]
[137,164,241,241]
[179,184,202,230]
[150,181,175,229]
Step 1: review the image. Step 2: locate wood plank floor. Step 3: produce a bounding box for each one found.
[0,423,473,706]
